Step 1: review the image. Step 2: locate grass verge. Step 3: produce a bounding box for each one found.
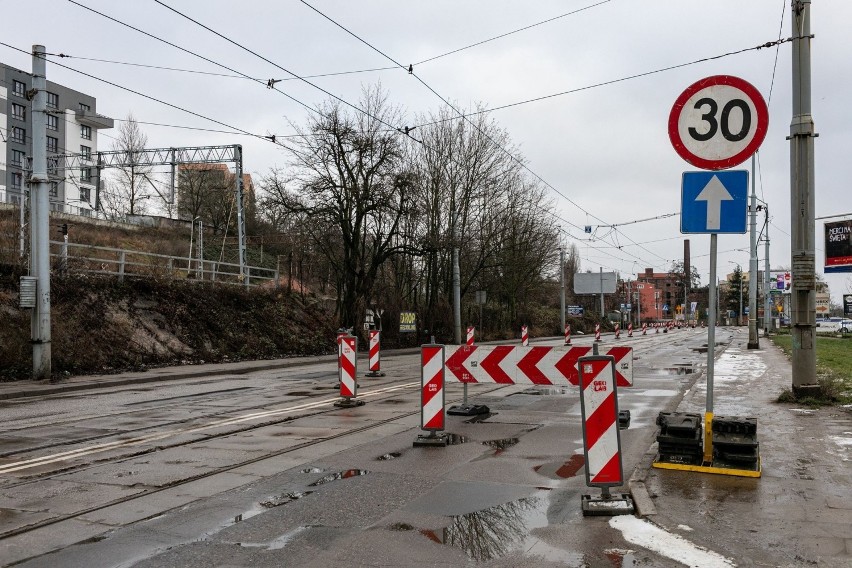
[771,334,852,406]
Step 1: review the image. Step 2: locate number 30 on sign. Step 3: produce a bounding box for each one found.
[669,75,768,171]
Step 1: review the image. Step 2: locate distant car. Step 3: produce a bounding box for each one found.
[816,320,842,333]
[841,319,852,333]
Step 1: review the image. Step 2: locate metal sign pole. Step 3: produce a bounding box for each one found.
[704,234,718,464]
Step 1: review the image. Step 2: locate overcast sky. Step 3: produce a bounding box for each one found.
[5,1,851,304]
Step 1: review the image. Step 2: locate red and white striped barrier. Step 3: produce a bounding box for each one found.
[466,326,475,346]
[564,324,572,346]
[444,344,634,387]
[420,345,445,431]
[642,323,647,335]
[521,325,529,346]
[614,323,620,339]
[365,330,385,377]
[578,355,624,486]
[339,336,357,398]
[627,323,633,338]
[594,324,601,342]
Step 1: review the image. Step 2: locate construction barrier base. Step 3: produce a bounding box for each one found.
[447,404,490,416]
[413,432,448,447]
[618,410,631,430]
[364,371,386,377]
[651,457,762,478]
[581,494,635,516]
[334,397,366,408]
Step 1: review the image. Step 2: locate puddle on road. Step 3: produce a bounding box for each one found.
[259,491,313,508]
[534,454,585,479]
[482,438,519,455]
[445,434,469,446]
[308,469,369,486]
[654,365,695,376]
[605,548,640,567]
[517,386,572,396]
[286,391,314,397]
[422,490,584,563]
[376,451,403,461]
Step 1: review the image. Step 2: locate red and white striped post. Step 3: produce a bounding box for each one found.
[521,325,529,346]
[564,324,572,345]
[578,354,632,514]
[414,344,448,447]
[627,323,633,337]
[642,323,647,335]
[365,330,385,377]
[614,323,620,339]
[466,326,475,346]
[335,336,364,407]
[594,323,602,342]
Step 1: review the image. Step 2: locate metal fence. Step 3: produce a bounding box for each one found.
[42,240,279,288]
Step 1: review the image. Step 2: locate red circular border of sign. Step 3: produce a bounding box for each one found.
[668,75,769,171]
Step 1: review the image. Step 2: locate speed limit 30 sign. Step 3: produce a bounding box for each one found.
[669,75,768,170]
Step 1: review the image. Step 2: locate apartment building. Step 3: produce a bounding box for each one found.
[1,62,113,217]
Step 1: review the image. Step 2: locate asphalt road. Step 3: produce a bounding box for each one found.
[1,328,738,567]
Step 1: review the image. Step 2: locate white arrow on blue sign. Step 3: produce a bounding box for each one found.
[681,171,748,234]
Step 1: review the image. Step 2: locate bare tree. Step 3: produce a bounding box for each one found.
[110,114,152,217]
[264,85,414,327]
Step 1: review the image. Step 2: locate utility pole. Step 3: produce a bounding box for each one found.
[560,248,566,335]
[30,45,52,380]
[748,154,759,348]
[763,204,772,335]
[599,266,605,316]
[790,0,818,393]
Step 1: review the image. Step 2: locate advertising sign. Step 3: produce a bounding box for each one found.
[815,293,830,315]
[574,272,617,294]
[844,294,852,316]
[399,311,417,333]
[825,219,852,273]
[567,305,584,317]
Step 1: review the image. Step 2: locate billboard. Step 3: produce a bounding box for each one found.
[399,311,417,332]
[566,305,584,317]
[574,272,617,294]
[845,294,852,316]
[825,219,852,273]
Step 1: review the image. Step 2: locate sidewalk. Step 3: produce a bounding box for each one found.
[632,331,852,567]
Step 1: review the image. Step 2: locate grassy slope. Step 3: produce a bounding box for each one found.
[770,333,852,404]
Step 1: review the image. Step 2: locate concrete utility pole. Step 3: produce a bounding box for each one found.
[560,248,566,335]
[748,155,760,348]
[30,45,52,380]
[790,0,818,392]
[763,206,772,335]
[599,266,605,316]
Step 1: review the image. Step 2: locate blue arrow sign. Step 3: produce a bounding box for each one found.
[681,171,748,234]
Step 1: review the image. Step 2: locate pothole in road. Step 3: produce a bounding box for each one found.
[377,398,406,405]
[286,391,314,396]
[376,451,403,460]
[259,491,313,508]
[482,438,519,455]
[300,467,324,474]
[308,469,369,486]
[517,386,572,396]
[534,454,585,479]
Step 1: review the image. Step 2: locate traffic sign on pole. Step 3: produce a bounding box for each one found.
[681,171,748,234]
[669,75,768,170]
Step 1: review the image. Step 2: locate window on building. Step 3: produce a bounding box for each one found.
[46,114,59,131]
[79,102,90,112]
[12,80,26,97]
[80,145,91,159]
[11,103,26,121]
[47,136,59,153]
[80,186,91,202]
[46,92,59,109]
[11,173,23,190]
[11,127,26,144]
[81,125,91,140]
[49,182,58,198]
[81,167,92,182]
[11,150,25,168]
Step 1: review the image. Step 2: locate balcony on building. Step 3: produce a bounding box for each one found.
[75,109,114,129]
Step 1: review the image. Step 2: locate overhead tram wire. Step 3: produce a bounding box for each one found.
[1,42,286,150]
[412,0,613,66]
[297,0,671,269]
[145,1,649,270]
[411,35,806,130]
